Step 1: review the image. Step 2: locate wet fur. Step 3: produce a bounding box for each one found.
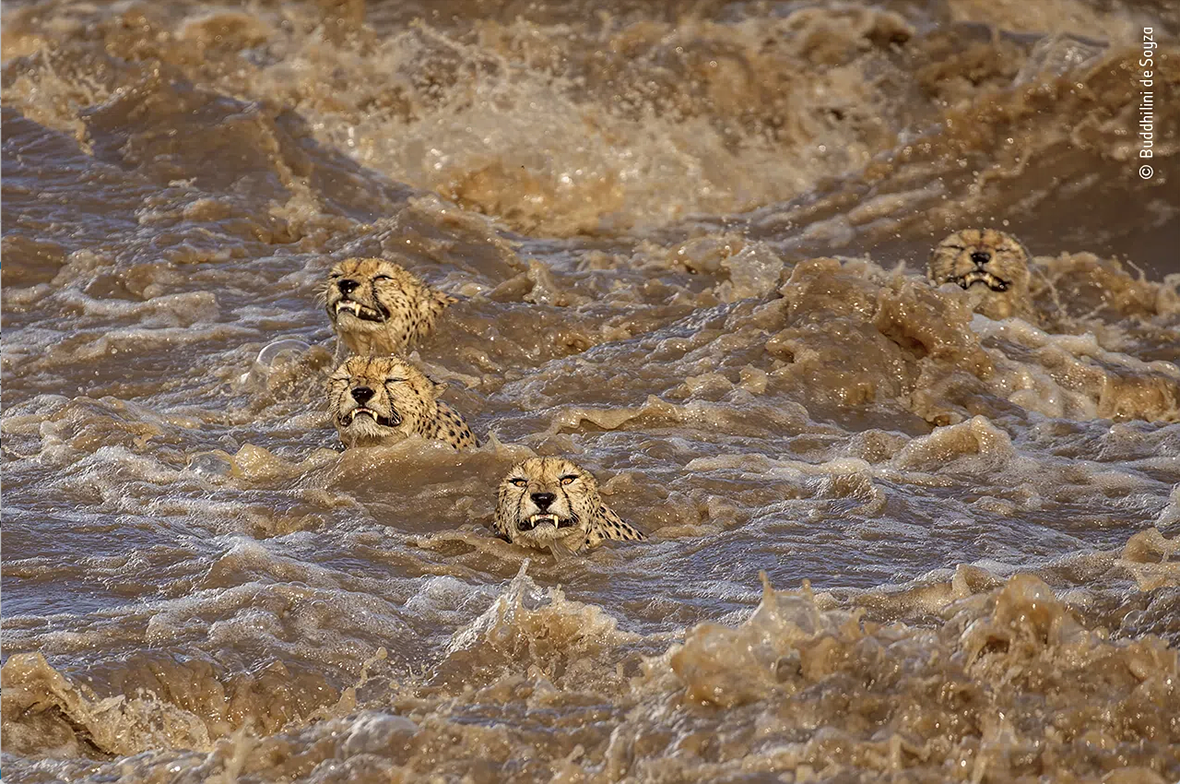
[928,229,1033,321]
[492,457,646,555]
[327,355,476,450]
[320,257,455,356]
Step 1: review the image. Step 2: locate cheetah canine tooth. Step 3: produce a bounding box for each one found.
[336,301,375,316]
[958,269,1009,291]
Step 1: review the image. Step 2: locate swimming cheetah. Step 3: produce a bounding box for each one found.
[321,257,455,356]
[928,229,1033,321]
[327,355,476,449]
[493,457,646,558]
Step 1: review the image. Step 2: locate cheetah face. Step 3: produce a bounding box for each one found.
[323,258,403,326]
[327,356,437,447]
[496,457,600,548]
[321,257,453,356]
[928,229,1031,295]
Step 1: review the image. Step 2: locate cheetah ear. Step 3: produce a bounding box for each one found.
[418,367,448,394]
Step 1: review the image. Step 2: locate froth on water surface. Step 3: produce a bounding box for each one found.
[5,557,1180,780]
[2,0,1180,780]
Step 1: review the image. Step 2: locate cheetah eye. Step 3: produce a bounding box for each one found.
[942,244,966,251]
[510,478,527,488]
[559,475,579,485]
[329,272,342,278]
[373,274,393,282]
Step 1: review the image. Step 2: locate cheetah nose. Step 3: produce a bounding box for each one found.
[531,492,556,510]
[350,386,375,404]
[337,278,360,295]
[970,250,992,266]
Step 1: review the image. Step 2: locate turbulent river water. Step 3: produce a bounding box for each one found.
[3,0,1180,781]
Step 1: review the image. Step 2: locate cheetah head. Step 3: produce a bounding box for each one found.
[495,457,601,551]
[327,355,439,447]
[322,258,444,355]
[929,229,1031,296]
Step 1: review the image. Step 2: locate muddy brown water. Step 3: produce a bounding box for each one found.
[2,0,1180,781]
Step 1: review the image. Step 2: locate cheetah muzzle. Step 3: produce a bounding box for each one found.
[333,297,389,323]
[518,512,576,531]
[955,268,1010,292]
[336,407,400,429]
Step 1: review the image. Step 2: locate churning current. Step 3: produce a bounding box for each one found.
[2,0,1179,781]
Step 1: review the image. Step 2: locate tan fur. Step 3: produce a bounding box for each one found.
[321,257,455,356]
[928,229,1033,321]
[492,457,646,555]
[327,356,476,450]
